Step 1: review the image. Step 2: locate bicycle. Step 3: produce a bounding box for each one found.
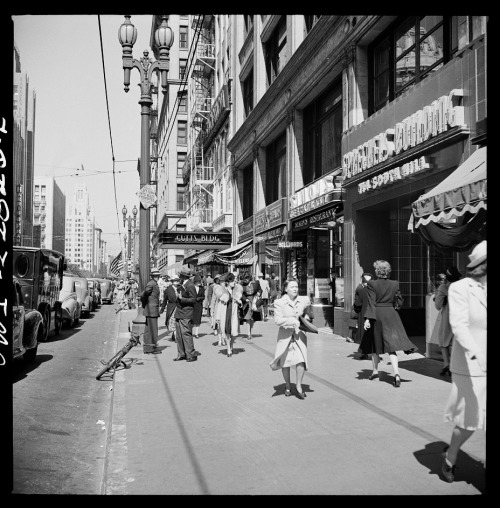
[96,331,141,380]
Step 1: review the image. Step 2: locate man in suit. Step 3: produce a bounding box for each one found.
[160,276,179,342]
[141,268,162,354]
[173,266,200,362]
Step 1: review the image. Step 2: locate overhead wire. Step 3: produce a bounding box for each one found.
[98,14,124,256]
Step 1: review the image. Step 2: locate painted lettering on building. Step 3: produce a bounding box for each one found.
[0,116,8,367]
[357,157,431,194]
[343,89,465,180]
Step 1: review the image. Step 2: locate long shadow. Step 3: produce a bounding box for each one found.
[413,441,486,493]
[217,347,246,356]
[13,354,54,383]
[45,325,82,343]
[272,382,314,398]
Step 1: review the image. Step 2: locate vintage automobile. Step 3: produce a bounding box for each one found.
[87,279,101,311]
[98,278,114,304]
[59,276,81,327]
[13,277,44,363]
[13,246,65,341]
[73,277,93,318]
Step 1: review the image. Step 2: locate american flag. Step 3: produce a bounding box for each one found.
[109,251,124,276]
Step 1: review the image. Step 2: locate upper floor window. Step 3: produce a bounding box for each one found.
[265,16,287,87]
[179,58,187,81]
[242,164,254,220]
[177,152,186,177]
[242,69,254,117]
[177,185,187,210]
[303,81,342,185]
[179,26,188,49]
[370,16,486,114]
[304,15,321,34]
[178,94,187,114]
[244,15,253,36]
[265,133,287,205]
[177,120,187,145]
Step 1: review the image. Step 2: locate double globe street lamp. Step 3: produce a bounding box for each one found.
[118,14,173,330]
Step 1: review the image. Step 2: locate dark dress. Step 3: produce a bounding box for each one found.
[354,283,373,349]
[192,285,205,326]
[362,278,417,355]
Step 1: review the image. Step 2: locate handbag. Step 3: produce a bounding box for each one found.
[298,315,318,334]
[350,308,359,320]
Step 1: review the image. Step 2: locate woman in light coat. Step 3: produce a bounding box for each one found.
[214,273,240,356]
[441,241,486,483]
[271,279,312,399]
[210,274,222,330]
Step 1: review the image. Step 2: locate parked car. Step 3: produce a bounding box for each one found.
[59,276,81,327]
[73,277,92,318]
[87,279,100,311]
[13,277,44,363]
[98,278,114,304]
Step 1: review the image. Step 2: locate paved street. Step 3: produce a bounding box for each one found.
[103,309,486,495]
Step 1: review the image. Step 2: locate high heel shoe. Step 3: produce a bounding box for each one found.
[393,374,401,387]
[284,388,292,397]
[369,373,379,380]
[227,351,232,357]
[440,366,450,376]
[296,390,306,399]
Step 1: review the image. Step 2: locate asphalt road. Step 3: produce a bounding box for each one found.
[12,300,120,494]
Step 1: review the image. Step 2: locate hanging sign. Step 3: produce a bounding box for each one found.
[278,241,303,249]
[137,184,157,209]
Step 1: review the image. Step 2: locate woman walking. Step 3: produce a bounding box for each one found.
[192,274,205,339]
[240,277,263,339]
[432,266,462,376]
[215,273,241,356]
[271,279,312,399]
[363,260,417,387]
[210,274,222,331]
[441,241,486,483]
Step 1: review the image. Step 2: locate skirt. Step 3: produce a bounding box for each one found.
[444,373,486,431]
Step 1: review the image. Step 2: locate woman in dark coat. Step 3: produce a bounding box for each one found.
[192,274,205,339]
[363,260,417,387]
[240,278,263,339]
[354,272,373,359]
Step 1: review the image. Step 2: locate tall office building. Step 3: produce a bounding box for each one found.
[64,184,96,272]
[13,43,36,246]
[33,177,66,253]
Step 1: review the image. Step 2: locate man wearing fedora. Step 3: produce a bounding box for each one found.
[141,267,162,354]
[173,266,200,362]
[160,276,179,342]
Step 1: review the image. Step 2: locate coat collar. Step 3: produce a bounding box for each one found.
[282,294,300,309]
[465,277,487,308]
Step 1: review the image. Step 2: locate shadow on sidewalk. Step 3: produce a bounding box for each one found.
[271,383,314,398]
[413,441,486,493]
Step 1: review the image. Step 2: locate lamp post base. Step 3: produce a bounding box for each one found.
[130,300,146,336]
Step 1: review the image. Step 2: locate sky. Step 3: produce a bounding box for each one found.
[12,14,157,256]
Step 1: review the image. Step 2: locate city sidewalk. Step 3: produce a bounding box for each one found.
[102,308,486,495]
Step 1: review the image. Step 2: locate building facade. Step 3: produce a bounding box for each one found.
[13,43,36,247]
[33,176,66,254]
[64,184,96,273]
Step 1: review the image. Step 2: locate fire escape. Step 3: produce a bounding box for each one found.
[184,15,215,231]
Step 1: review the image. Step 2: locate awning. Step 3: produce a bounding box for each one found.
[408,147,487,252]
[409,147,486,230]
[197,250,216,265]
[160,261,183,276]
[213,239,254,265]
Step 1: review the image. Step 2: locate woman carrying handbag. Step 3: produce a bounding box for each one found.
[270,279,313,399]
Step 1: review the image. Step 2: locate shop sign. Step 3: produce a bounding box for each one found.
[289,174,337,217]
[158,231,231,250]
[256,225,286,242]
[357,156,431,194]
[343,89,465,181]
[292,206,336,231]
[238,215,254,241]
[278,241,303,249]
[254,198,286,234]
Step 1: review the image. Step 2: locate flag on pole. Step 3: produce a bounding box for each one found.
[110,252,124,276]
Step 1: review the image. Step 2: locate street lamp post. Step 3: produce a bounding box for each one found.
[119,15,173,330]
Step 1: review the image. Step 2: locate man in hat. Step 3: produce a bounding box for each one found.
[141,267,162,354]
[160,276,179,341]
[173,266,200,362]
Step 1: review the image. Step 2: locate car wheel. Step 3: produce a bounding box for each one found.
[54,307,62,335]
[24,327,41,362]
[41,307,50,341]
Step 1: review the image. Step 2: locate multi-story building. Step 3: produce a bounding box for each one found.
[227,15,487,339]
[64,184,96,272]
[13,43,36,246]
[33,177,66,253]
[93,226,107,276]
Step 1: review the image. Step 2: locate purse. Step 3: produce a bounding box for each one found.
[350,308,359,320]
[298,305,319,334]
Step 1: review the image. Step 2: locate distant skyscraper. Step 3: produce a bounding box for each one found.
[13,42,36,246]
[33,177,66,253]
[65,184,96,272]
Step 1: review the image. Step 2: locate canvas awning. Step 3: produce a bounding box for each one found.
[215,239,252,258]
[408,147,487,252]
[213,239,253,265]
[409,147,486,230]
[197,250,216,265]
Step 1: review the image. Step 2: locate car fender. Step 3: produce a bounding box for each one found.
[23,309,43,350]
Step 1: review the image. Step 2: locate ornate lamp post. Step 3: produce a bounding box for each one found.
[122,204,138,265]
[119,15,173,329]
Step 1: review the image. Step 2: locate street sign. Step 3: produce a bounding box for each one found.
[137,184,157,209]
